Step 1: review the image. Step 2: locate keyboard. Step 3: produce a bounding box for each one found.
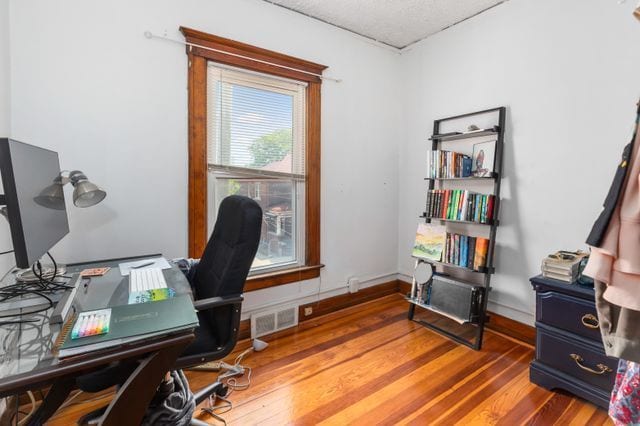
[129,267,168,292]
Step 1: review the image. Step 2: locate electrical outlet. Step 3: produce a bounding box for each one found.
[304,307,313,316]
[348,277,360,293]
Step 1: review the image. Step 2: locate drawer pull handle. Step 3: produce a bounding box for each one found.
[569,354,612,375]
[581,313,599,329]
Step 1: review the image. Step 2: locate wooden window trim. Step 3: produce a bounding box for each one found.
[181,27,325,290]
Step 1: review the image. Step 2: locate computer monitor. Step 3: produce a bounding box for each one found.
[0,138,70,269]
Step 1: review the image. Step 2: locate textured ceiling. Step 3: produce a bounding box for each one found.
[263,0,507,49]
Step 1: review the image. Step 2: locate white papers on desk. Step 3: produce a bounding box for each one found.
[118,257,171,276]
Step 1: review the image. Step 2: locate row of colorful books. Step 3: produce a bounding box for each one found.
[443,233,490,271]
[425,190,496,223]
[428,150,472,179]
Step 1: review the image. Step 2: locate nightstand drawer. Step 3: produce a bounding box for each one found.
[537,326,616,392]
[537,290,602,342]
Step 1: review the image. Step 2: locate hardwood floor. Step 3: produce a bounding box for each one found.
[46,294,611,425]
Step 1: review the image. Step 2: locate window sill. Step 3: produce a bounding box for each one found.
[245,264,324,292]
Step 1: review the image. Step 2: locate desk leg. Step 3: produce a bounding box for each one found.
[98,336,191,426]
[26,376,75,426]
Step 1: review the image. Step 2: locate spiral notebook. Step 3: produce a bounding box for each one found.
[55,295,198,358]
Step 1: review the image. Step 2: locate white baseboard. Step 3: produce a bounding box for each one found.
[241,272,398,320]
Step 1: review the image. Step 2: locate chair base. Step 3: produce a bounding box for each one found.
[193,381,228,405]
[77,405,107,425]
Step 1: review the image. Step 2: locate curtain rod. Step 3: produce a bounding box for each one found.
[144,31,342,83]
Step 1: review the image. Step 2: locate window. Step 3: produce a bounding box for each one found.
[207,66,306,273]
[181,27,325,290]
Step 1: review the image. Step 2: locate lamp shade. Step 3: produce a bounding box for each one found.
[73,180,106,208]
[69,170,106,208]
[34,181,66,210]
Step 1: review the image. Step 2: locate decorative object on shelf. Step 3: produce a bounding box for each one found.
[471,141,496,177]
[541,250,589,283]
[412,223,446,262]
[412,261,433,305]
[406,273,485,325]
[408,106,505,351]
[530,275,617,409]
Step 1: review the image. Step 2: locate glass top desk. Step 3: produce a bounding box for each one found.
[0,254,196,400]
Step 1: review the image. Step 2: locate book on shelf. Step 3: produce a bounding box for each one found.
[442,232,489,271]
[540,250,588,283]
[425,189,496,223]
[412,223,447,262]
[473,238,489,271]
[414,280,431,304]
[429,150,473,179]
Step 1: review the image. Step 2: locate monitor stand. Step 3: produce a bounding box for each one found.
[0,267,72,317]
[15,265,68,283]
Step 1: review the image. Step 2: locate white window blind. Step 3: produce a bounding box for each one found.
[207,64,307,180]
[206,62,307,273]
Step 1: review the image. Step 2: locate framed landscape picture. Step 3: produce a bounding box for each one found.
[412,223,446,262]
[471,141,496,177]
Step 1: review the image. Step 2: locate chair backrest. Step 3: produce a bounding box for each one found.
[192,195,262,346]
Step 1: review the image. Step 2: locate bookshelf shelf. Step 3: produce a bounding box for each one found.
[419,259,493,274]
[424,173,498,181]
[408,106,506,351]
[429,128,499,142]
[419,215,498,226]
[405,297,474,325]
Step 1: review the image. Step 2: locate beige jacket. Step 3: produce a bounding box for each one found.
[584,128,640,311]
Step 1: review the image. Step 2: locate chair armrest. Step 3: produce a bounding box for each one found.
[193,295,243,312]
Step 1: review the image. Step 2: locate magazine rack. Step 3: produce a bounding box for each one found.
[406,106,506,350]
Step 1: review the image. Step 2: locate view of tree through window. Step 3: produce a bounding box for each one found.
[207,65,306,273]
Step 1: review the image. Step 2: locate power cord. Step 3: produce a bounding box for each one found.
[7,391,36,425]
[198,341,266,425]
[0,252,71,322]
[201,394,232,426]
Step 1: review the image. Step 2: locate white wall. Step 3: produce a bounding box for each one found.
[0,0,12,277]
[397,0,640,324]
[9,0,640,325]
[0,0,8,135]
[7,0,402,315]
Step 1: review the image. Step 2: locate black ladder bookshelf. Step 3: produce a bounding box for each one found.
[407,106,506,350]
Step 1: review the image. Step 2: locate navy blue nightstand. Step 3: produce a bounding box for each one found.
[530,275,617,409]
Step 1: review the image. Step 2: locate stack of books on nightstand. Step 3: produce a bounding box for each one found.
[541,250,589,283]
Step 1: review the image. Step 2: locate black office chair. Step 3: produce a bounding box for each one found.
[73,195,263,425]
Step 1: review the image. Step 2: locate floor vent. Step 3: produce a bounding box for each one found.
[251,305,299,338]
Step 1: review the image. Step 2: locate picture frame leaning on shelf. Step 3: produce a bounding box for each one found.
[472,140,496,177]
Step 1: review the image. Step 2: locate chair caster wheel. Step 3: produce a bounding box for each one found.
[216,384,229,397]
